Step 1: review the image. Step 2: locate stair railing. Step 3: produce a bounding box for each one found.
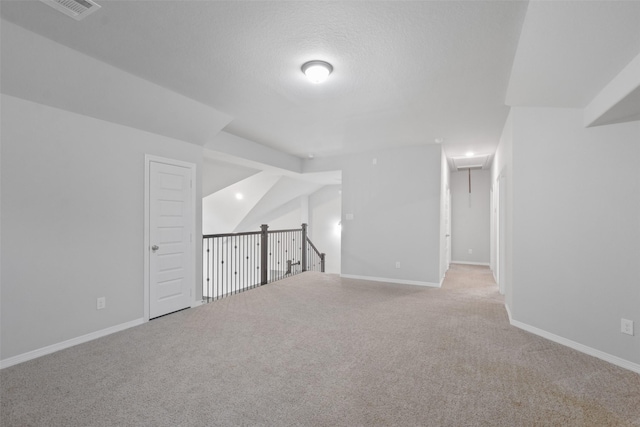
[203,223,325,303]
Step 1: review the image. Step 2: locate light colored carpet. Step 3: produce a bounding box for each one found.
[2,264,639,426]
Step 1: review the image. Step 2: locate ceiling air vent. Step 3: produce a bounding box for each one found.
[40,0,101,21]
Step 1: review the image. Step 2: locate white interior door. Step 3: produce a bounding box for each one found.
[148,159,194,319]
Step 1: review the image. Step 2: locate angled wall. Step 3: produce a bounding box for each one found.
[202,157,259,198]
[0,19,231,147]
[201,172,281,235]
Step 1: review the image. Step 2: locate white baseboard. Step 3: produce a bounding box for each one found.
[340,274,441,288]
[505,308,640,375]
[0,318,145,370]
[451,261,490,266]
[191,300,203,308]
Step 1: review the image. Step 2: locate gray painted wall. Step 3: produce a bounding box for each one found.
[504,106,640,366]
[451,169,490,264]
[492,112,514,309]
[309,186,342,275]
[1,94,203,360]
[202,157,259,198]
[341,145,443,285]
[259,198,304,231]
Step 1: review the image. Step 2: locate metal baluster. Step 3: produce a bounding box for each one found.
[203,225,325,302]
[260,225,268,286]
[225,236,228,298]
[232,236,235,295]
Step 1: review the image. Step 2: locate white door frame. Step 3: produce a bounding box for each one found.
[497,172,506,296]
[144,155,197,322]
[446,188,452,268]
[490,186,495,274]
[494,177,500,286]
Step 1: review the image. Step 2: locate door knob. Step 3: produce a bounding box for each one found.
[151,245,159,252]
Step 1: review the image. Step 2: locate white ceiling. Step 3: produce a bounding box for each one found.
[1,0,639,164]
[506,0,640,108]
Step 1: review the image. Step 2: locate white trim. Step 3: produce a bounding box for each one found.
[191,300,204,308]
[0,318,144,369]
[340,274,441,288]
[451,261,490,266]
[144,158,151,321]
[144,155,197,321]
[507,311,640,375]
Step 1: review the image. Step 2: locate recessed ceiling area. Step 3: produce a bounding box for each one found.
[0,0,527,162]
[589,84,640,127]
[1,1,639,167]
[506,1,640,109]
[450,155,492,172]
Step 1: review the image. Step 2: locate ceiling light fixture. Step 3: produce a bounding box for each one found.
[465,151,475,157]
[302,60,333,84]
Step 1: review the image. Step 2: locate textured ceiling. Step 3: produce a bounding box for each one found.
[1,1,639,163]
[0,0,526,160]
[506,0,640,108]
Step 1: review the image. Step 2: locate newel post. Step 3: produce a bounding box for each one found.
[301,223,308,272]
[320,253,326,273]
[260,224,269,285]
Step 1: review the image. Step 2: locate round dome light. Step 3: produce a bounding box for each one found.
[301,60,333,84]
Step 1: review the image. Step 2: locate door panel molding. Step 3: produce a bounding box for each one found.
[144,155,196,321]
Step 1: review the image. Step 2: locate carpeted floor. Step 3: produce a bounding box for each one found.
[2,264,639,426]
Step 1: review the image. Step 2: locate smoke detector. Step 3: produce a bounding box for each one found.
[39,0,101,21]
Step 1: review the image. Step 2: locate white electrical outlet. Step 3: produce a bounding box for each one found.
[395,261,401,269]
[346,213,354,221]
[621,319,634,336]
[468,249,473,254]
[97,297,106,310]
